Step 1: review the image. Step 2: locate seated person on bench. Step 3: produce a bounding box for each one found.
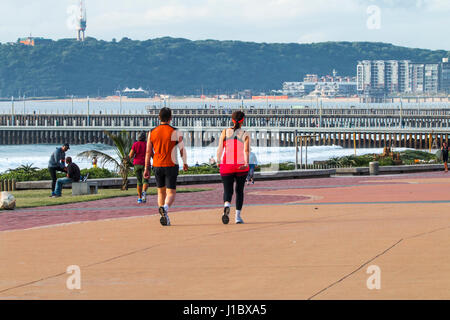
[52,157,80,197]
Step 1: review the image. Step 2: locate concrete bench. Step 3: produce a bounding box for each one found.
[72,181,99,196]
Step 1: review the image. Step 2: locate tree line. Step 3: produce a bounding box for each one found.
[0,37,448,97]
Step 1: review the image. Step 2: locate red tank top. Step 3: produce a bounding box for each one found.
[220,131,249,176]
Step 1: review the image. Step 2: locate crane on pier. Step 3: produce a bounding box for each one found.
[76,0,87,41]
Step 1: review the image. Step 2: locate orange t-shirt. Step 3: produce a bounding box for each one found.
[150,124,179,167]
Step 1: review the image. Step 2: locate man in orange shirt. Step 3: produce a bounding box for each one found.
[144,107,188,226]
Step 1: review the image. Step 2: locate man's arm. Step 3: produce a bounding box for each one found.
[66,165,71,178]
[177,130,188,171]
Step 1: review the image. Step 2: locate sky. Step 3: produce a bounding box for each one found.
[0,0,449,50]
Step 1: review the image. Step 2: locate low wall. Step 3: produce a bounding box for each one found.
[14,164,446,190]
[335,164,444,176]
[16,169,335,190]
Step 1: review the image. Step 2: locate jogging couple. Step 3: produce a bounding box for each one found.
[141,107,250,226]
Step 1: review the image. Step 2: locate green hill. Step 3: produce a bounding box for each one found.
[0,37,448,97]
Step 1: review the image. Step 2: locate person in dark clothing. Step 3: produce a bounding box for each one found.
[129,132,149,203]
[52,157,80,197]
[441,141,449,173]
[48,143,70,196]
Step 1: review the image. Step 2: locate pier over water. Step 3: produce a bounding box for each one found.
[1,107,450,149]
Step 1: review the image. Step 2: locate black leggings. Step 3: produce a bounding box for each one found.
[221,173,247,211]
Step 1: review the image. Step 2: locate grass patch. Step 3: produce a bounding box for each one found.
[5,187,212,209]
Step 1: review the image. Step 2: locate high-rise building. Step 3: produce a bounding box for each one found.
[398,60,411,93]
[385,60,399,94]
[357,60,386,96]
[409,63,425,93]
[357,61,371,92]
[440,58,450,94]
[424,63,440,93]
[358,60,447,96]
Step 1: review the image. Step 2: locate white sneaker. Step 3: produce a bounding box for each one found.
[235,214,244,224]
[142,191,147,203]
[159,207,171,226]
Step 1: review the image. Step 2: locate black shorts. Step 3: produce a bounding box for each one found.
[153,166,179,189]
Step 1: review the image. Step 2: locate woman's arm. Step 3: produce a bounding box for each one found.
[128,148,135,160]
[244,133,250,166]
[216,129,226,164]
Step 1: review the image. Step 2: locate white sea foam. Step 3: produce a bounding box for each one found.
[0,144,415,173]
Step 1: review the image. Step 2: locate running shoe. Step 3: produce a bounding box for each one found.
[142,191,147,203]
[235,214,244,224]
[159,207,171,226]
[222,206,230,224]
[137,198,143,204]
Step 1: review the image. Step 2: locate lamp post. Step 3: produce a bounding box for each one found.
[87,96,90,126]
[119,92,122,114]
[11,96,15,125]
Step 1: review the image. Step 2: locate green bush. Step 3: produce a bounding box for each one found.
[378,158,395,166]
[80,167,118,179]
[399,150,435,161]
[0,168,65,182]
[179,164,219,175]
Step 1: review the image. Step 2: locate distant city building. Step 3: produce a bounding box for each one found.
[398,60,411,93]
[424,63,440,94]
[282,71,357,97]
[238,89,253,99]
[357,59,449,96]
[409,63,425,93]
[385,60,399,94]
[18,36,49,46]
[441,58,450,94]
[282,82,316,96]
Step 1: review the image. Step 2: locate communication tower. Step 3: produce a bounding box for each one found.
[77,0,87,41]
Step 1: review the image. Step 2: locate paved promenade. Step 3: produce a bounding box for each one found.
[1,171,450,299]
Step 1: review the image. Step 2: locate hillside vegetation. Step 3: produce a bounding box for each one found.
[0,37,448,97]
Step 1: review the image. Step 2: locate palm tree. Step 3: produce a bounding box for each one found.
[8,163,39,174]
[78,130,134,190]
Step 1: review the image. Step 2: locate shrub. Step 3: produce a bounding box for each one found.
[80,167,118,179]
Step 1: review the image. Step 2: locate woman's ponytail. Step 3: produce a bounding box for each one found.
[231,111,245,132]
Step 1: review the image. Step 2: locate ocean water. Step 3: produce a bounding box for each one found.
[0,144,413,173]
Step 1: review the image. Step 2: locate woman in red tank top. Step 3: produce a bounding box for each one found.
[216,111,250,225]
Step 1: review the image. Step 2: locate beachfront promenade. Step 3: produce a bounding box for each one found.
[1,171,450,299]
